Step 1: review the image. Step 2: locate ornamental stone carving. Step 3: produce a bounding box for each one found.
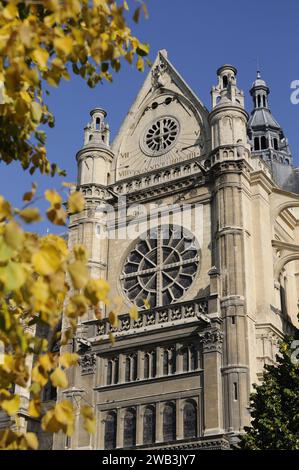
[80,353,96,375]
[199,328,224,353]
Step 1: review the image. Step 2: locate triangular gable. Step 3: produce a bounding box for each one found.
[111,50,211,182]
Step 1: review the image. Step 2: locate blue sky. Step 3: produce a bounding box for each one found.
[2,0,299,233]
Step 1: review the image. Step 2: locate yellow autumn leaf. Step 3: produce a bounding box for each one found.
[45,189,62,208]
[41,408,61,434]
[31,48,49,69]
[2,3,18,20]
[68,191,85,214]
[143,298,150,309]
[84,278,110,305]
[0,262,26,291]
[65,294,88,318]
[32,245,61,276]
[59,353,79,369]
[68,260,88,289]
[129,305,139,321]
[32,365,48,387]
[50,368,68,389]
[1,394,20,416]
[108,311,118,328]
[136,56,144,72]
[54,400,74,435]
[24,432,39,450]
[30,102,42,123]
[46,206,67,226]
[30,278,50,304]
[18,207,41,223]
[73,244,88,262]
[0,237,14,262]
[0,196,12,221]
[80,405,96,434]
[4,221,24,250]
[54,37,73,56]
[23,183,37,202]
[109,332,115,345]
[28,399,41,418]
[39,353,55,372]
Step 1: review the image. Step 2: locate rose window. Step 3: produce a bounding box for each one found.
[121,226,199,309]
[141,117,179,156]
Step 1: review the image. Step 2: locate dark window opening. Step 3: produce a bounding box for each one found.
[183,401,197,438]
[261,136,268,150]
[104,412,117,449]
[233,382,238,400]
[254,137,260,151]
[132,355,138,381]
[107,361,112,385]
[257,95,261,107]
[143,406,155,444]
[263,95,266,107]
[123,409,136,447]
[125,357,131,382]
[190,347,198,370]
[163,403,176,442]
[182,347,189,372]
[114,358,119,384]
[144,354,150,379]
[273,138,278,150]
[223,75,228,88]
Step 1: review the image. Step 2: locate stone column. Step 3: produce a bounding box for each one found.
[136,405,143,446]
[116,408,123,448]
[156,402,163,443]
[176,398,184,440]
[199,324,224,436]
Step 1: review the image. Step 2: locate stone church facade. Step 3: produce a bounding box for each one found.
[51,51,299,450]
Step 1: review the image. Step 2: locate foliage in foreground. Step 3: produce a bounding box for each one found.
[240,336,299,450]
[0,0,149,450]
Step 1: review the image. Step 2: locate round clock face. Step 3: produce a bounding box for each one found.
[140,116,180,157]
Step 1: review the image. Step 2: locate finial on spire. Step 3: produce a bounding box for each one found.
[257,70,261,79]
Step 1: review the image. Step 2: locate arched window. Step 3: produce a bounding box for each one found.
[163,402,176,442]
[107,360,113,385]
[183,401,197,438]
[104,412,117,449]
[96,117,101,129]
[223,75,228,88]
[261,136,268,150]
[263,95,266,107]
[254,137,260,151]
[143,406,155,444]
[273,138,278,150]
[257,95,261,107]
[123,409,136,447]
